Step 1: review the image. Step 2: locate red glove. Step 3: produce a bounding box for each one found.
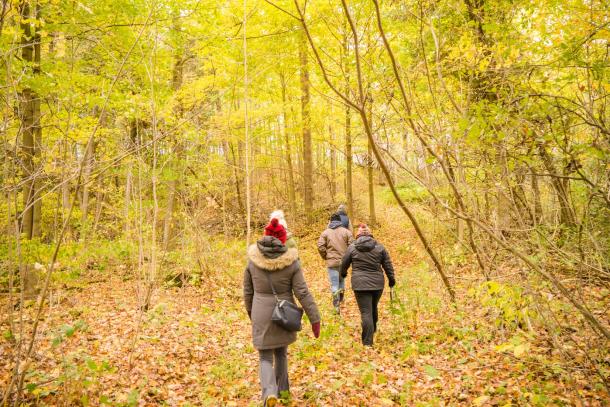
[311,321,320,338]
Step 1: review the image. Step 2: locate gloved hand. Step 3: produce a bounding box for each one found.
[311,321,321,338]
[388,277,396,288]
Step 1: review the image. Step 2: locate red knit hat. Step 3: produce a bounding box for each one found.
[356,223,372,238]
[264,218,287,244]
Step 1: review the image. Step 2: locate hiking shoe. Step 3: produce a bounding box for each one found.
[332,293,340,308]
[264,394,278,407]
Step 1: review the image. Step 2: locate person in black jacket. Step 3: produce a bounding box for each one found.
[340,223,395,346]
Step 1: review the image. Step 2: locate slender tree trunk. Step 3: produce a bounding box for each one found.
[367,96,376,225]
[494,146,512,233]
[280,73,297,217]
[61,140,71,240]
[531,170,543,224]
[455,149,465,243]
[162,171,177,251]
[345,96,353,218]
[124,121,138,235]
[162,39,184,251]
[537,141,576,225]
[80,140,94,226]
[343,30,354,219]
[234,141,246,213]
[91,175,105,235]
[402,130,409,163]
[243,0,252,243]
[330,124,337,202]
[19,1,42,240]
[300,31,314,220]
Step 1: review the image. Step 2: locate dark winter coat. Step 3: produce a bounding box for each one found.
[317,221,354,268]
[340,235,395,291]
[243,236,320,350]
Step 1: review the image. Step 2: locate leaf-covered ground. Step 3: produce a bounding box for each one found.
[2,207,608,406]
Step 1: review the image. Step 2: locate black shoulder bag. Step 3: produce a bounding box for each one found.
[265,272,303,332]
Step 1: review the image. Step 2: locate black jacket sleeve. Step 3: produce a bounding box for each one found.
[381,247,396,285]
[340,246,354,278]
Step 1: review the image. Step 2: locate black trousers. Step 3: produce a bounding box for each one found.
[354,289,383,346]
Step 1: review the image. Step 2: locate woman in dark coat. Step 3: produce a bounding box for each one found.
[340,224,395,346]
[244,219,321,406]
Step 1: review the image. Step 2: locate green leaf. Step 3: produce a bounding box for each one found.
[423,364,440,378]
[62,324,76,337]
[3,330,14,341]
[86,358,98,371]
[52,335,63,347]
[126,389,139,406]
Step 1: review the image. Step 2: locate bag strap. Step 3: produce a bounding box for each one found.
[264,271,280,302]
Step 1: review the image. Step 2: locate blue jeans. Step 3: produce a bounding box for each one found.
[327,268,345,295]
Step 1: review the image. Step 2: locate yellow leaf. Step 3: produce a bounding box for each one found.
[473,395,490,406]
[513,343,528,358]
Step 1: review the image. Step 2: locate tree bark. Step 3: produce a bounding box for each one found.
[537,141,576,226]
[162,17,184,251]
[367,96,376,225]
[280,73,297,217]
[19,0,42,240]
[531,169,543,224]
[80,139,95,226]
[345,89,354,219]
[329,124,337,202]
[299,31,314,220]
[343,30,354,219]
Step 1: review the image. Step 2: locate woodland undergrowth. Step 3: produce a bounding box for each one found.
[1,195,608,406]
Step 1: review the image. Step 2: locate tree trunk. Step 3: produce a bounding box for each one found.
[91,175,106,236]
[537,141,576,225]
[343,30,354,220]
[330,124,337,202]
[494,146,512,234]
[19,0,42,240]
[280,73,297,217]
[454,149,465,243]
[345,95,353,219]
[162,17,184,251]
[367,96,376,225]
[124,121,137,235]
[233,141,245,214]
[531,170,543,224]
[300,31,313,219]
[80,139,94,226]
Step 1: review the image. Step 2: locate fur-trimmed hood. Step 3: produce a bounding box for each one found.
[248,243,299,271]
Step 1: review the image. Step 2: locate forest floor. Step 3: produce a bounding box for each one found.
[2,205,608,406]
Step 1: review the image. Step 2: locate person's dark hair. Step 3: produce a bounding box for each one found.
[330,213,341,222]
